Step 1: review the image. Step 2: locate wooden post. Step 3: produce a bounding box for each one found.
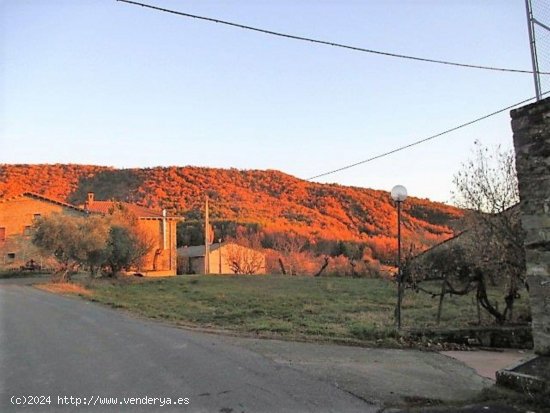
[204,197,210,274]
[218,238,222,274]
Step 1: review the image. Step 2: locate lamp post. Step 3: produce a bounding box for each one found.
[391,185,407,329]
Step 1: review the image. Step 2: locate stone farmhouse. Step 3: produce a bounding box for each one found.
[0,192,180,276]
[178,242,266,275]
[0,192,88,270]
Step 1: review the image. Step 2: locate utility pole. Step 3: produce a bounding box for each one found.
[525,0,542,101]
[204,196,210,274]
[218,238,222,274]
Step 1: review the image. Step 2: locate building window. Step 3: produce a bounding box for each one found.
[7,253,15,261]
[24,226,32,236]
[33,213,41,220]
[0,227,5,242]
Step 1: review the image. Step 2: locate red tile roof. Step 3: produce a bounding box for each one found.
[0,192,87,213]
[83,200,181,220]
[1,191,180,220]
[84,201,164,218]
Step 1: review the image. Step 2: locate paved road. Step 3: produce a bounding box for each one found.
[231,339,493,407]
[0,284,375,413]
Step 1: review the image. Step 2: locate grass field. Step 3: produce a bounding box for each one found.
[75,274,531,346]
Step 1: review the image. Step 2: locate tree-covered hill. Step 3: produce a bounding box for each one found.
[0,164,463,261]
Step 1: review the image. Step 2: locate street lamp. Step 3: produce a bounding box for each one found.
[391,185,407,329]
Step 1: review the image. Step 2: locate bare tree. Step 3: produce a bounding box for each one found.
[314,256,330,277]
[438,141,526,323]
[453,141,519,214]
[408,142,526,325]
[225,243,265,274]
[273,232,307,275]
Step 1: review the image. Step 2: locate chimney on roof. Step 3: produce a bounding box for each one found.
[87,192,94,205]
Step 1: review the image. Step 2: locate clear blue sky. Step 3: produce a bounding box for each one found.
[0,0,541,203]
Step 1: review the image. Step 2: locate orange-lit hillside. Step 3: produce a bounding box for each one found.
[0,164,463,258]
[0,164,110,201]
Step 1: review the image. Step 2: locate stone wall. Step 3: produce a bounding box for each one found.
[138,219,177,276]
[511,97,550,355]
[0,195,86,270]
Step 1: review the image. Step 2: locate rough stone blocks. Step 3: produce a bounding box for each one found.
[512,97,550,356]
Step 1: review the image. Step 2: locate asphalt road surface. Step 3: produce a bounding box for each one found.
[0,284,376,413]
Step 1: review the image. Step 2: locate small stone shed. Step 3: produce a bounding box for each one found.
[178,242,266,275]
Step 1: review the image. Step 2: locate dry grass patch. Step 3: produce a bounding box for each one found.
[36,282,92,297]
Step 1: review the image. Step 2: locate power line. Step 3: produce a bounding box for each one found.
[117,0,549,76]
[117,0,548,183]
[306,92,548,181]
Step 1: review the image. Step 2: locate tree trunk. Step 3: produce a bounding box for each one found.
[477,295,481,325]
[436,281,447,325]
[314,256,330,277]
[278,258,287,275]
[350,260,359,278]
[475,271,505,324]
[503,273,518,322]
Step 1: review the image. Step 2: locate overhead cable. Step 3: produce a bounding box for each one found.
[117,0,549,75]
[307,93,548,181]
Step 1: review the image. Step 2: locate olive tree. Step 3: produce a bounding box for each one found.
[102,226,154,277]
[100,204,155,277]
[32,214,109,282]
[33,206,155,280]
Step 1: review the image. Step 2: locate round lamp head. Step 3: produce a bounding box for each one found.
[391,185,408,202]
